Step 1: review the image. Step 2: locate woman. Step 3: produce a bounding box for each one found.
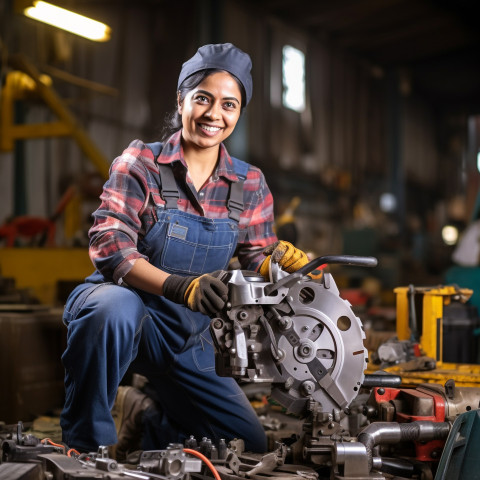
[60,43,312,456]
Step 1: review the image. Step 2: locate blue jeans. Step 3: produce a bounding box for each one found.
[60,281,266,453]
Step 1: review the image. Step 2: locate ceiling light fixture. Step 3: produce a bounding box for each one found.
[23,1,111,42]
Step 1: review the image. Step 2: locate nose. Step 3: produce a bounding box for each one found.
[205,103,221,120]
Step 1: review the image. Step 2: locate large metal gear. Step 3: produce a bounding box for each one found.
[210,255,377,416]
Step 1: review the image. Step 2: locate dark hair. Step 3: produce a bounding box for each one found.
[160,68,246,142]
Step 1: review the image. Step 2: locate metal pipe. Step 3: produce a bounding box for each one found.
[357,421,450,471]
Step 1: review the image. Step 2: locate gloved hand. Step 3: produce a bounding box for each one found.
[259,240,323,280]
[163,270,228,316]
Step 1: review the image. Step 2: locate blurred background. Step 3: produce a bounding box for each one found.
[1,0,480,423]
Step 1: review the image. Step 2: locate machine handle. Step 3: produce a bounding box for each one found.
[264,255,378,296]
[295,255,378,277]
[362,373,402,388]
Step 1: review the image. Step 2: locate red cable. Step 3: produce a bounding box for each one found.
[183,448,222,480]
[41,438,66,453]
[67,448,81,457]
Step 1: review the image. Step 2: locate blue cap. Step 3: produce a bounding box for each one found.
[177,43,253,105]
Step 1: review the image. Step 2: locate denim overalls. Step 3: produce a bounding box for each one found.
[60,145,267,453]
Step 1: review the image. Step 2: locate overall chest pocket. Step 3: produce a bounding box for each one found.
[161,218,238,275]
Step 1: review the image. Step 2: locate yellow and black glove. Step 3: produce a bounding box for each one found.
[163,271,228,316]
[259,240,323,280]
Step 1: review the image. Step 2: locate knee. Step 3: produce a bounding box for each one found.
[71,285,147,337]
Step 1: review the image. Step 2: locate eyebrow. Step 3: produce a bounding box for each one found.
[195,89,240,105]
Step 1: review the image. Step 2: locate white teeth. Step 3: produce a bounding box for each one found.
[201,125,220,132]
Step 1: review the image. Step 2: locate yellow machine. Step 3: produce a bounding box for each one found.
[375,285,480,387]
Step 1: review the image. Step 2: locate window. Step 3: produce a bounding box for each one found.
[282,45,305,112]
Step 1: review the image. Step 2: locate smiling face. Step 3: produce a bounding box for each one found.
[178,71,242,153]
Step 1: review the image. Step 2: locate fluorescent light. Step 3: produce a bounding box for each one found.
[24,1,111,42]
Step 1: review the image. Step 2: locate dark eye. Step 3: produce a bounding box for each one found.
[195,95,209,103]
[224,101,237,109]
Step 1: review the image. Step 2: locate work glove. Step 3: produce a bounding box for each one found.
[259,240,323,280]
[163,270,228,316]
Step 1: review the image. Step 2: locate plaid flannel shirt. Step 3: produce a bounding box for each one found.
[88,131,277,283]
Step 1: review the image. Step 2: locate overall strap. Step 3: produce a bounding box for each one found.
[147,142,248,218]
[146,142,179,209]
[228,157,249,222]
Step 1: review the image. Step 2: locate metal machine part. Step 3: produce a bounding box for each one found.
[420,381,480,420]
[0,426,318,480]
[0,435,203,480]
[356,421,450,471]
[211,255,377,417]
[140,447,204,479]
[3,255,479,480]
[377,338,417,365]
[365,381,480,425]
[361,380,480,467]
[207,256,479,479]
